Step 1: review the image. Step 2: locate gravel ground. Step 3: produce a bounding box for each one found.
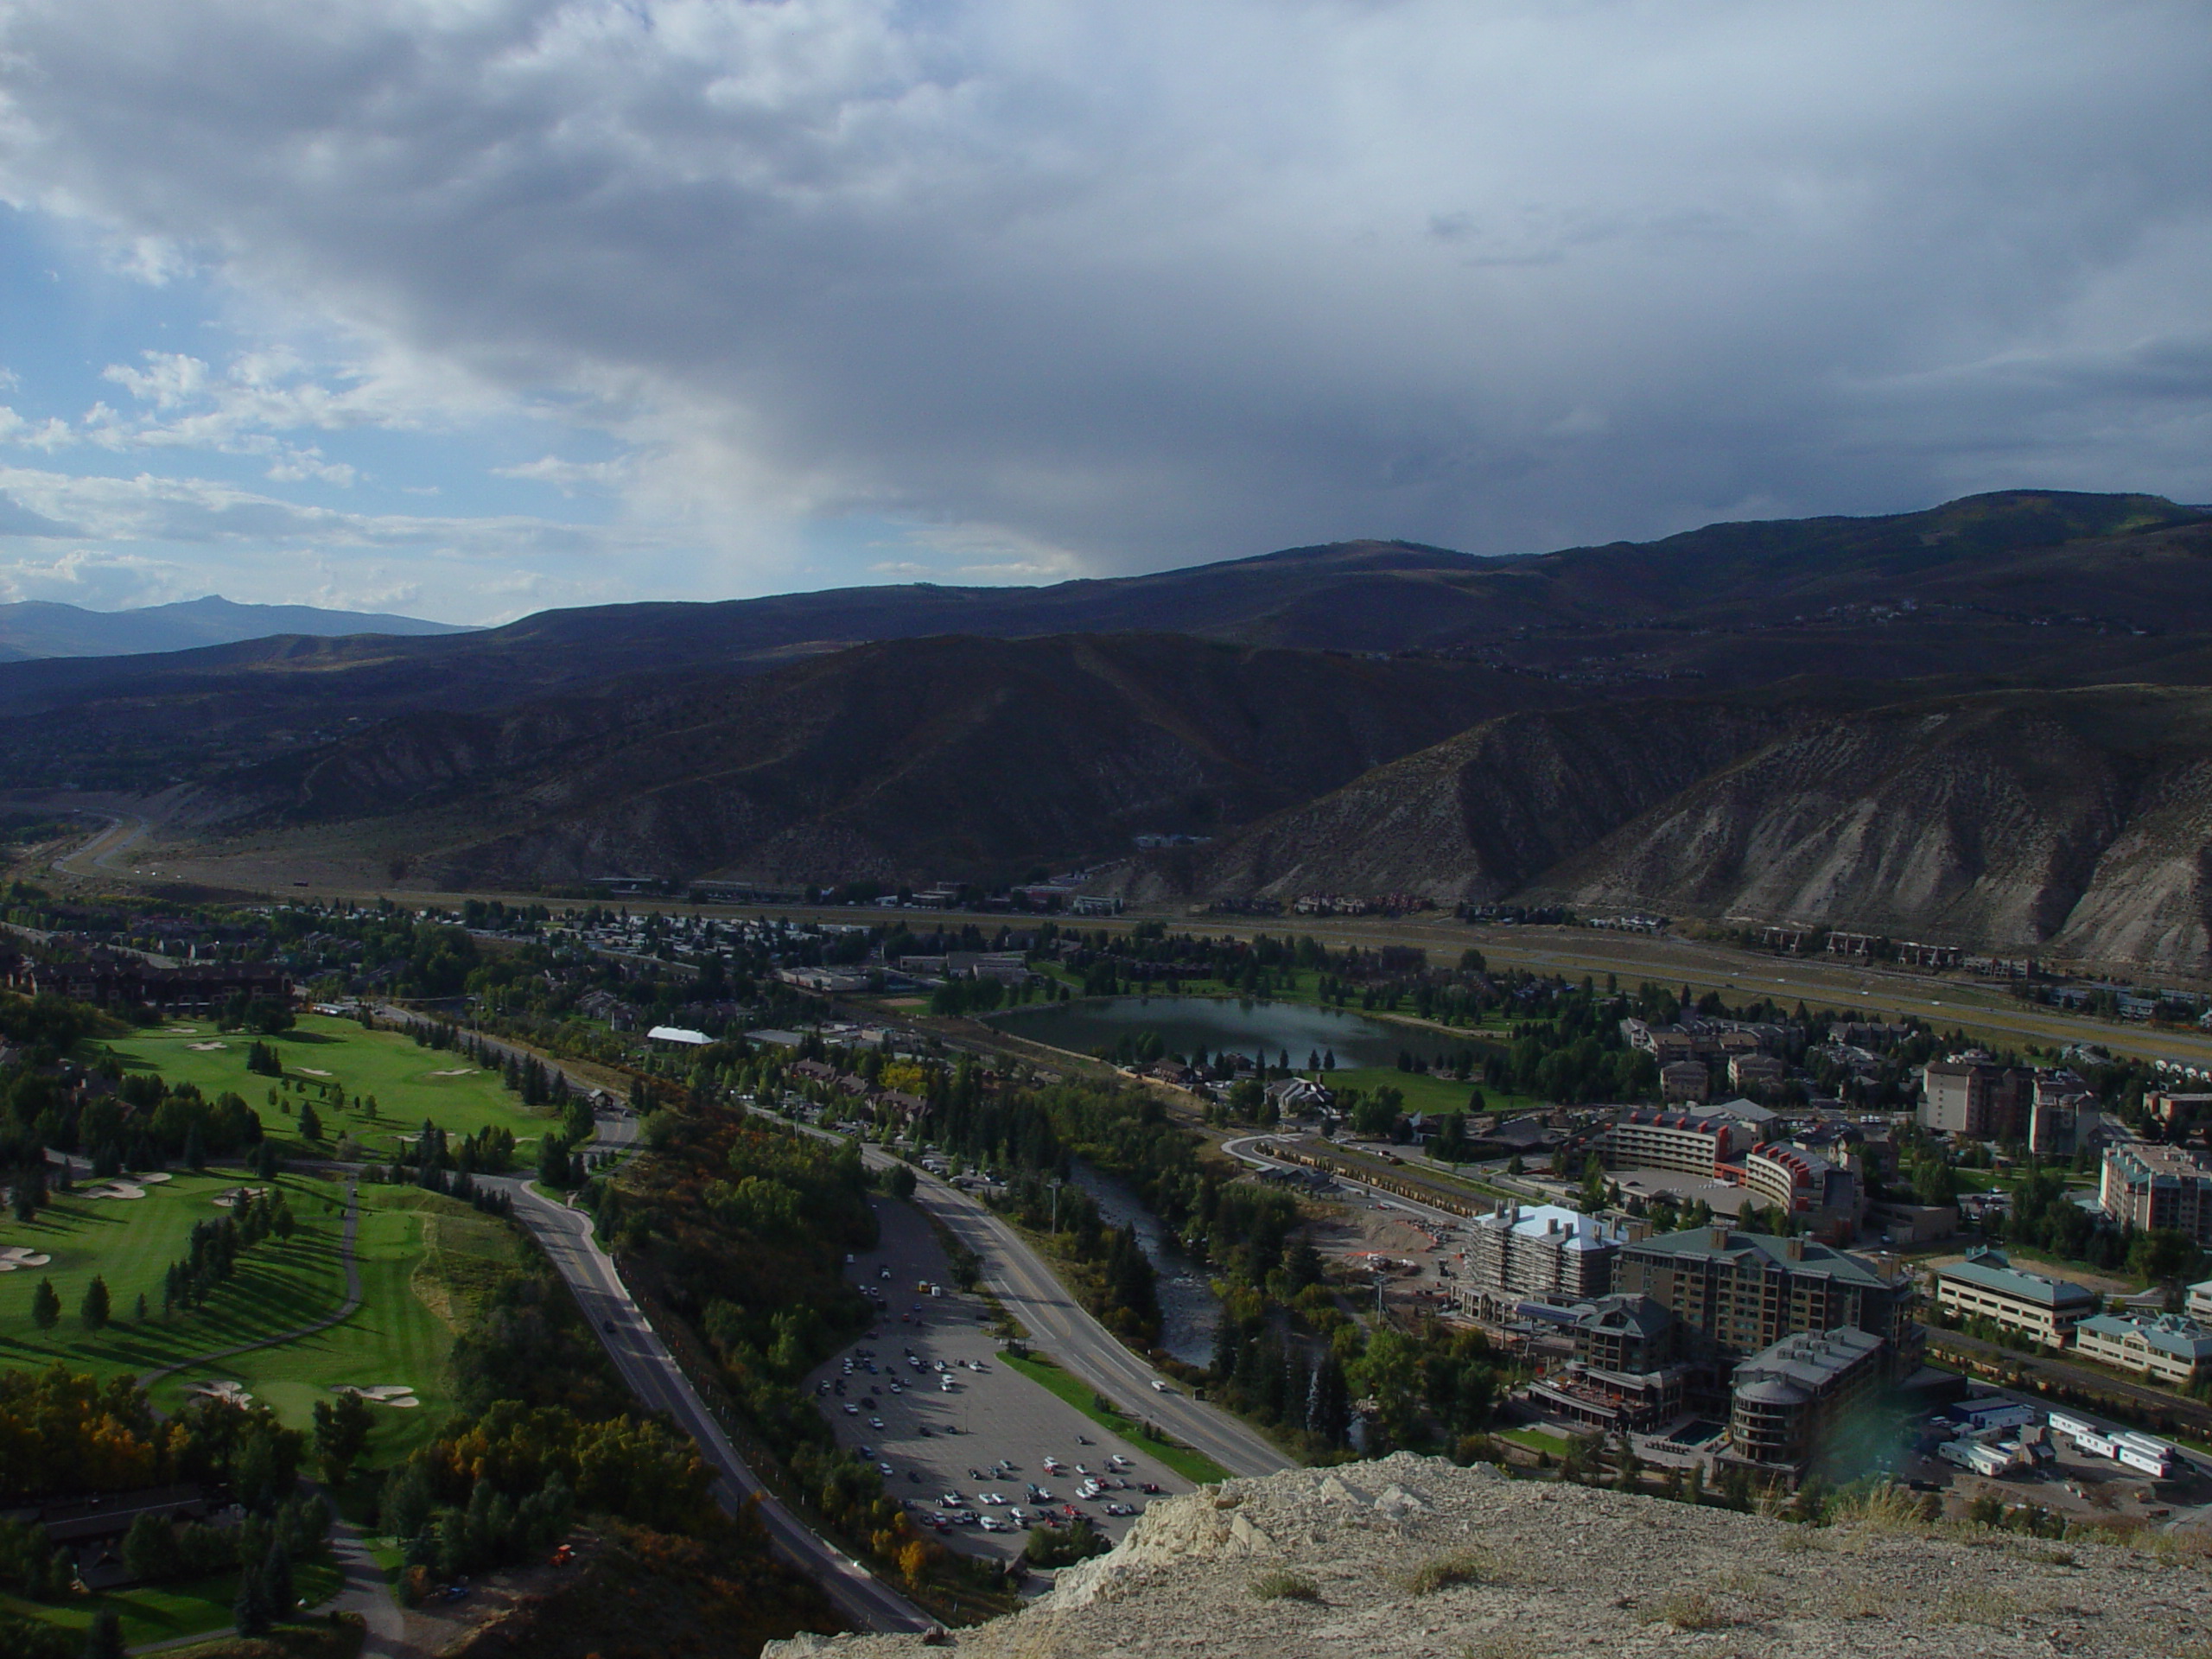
[770,1452,2212,1657]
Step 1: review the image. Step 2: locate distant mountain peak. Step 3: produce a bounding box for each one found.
[0,594,471,660]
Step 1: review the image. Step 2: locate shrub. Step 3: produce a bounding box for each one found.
[1656,1591,1728,1631]
[1402,1549,1488,1595]
[1249,1570,1320,1602]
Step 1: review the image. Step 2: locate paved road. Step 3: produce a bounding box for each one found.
[51,812,147,880]
[482,1171,934,1635]
[325,1510,413,1658]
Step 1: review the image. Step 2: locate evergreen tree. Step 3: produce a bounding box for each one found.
[81,1609,126,1659]
[261,1540,294,1617]
[298,1101,323,1141]
[231,1558,272,1637]
[31,1276,60,1331]
[80,1275,112,1331]
[537,1130,571,1188]
[184,1127,207,1171]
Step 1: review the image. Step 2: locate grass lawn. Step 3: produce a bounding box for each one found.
[1000,1350,1230,1484]
[0,1169,353,1379]
[1496,1427,1573,1458]
[1324,1063,1539,1117]
[0,1172,514,1471]
[103,1014,560,1161]
[3,1559,342,1647]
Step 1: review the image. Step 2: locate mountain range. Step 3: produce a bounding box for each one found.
[9,487,2212,970]
[0,594,470,661]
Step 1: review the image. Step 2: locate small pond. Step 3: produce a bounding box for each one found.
[991,995,1426,1070]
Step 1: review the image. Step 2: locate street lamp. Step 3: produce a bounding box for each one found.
[1048,1177,1065,1233]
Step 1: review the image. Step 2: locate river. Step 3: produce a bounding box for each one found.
[1065,1157,1222,1369]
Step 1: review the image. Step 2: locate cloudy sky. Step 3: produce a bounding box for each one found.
[0,0,2205,624]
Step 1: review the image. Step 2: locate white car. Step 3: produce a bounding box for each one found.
[1150,1380,1173,1394]
[979,1516,1011,1533]
[940,1491,963,1506]
[842,1403,860,1414]
[878,1462,895,1477]
[869,1416,885,1429]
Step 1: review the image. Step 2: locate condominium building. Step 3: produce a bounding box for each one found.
[1728,1052,1787,1094]
[1724,1327,1888,1476]
[1741,1143,1857,1220]
[1918,1058,2031,1139]
[1931,1248,2096,1350]
[1614,1224,1920,1375]
[2100,1142,2212,1244]
[2073,1312,2212,1389]
[1598,1109,1742,1179]
[1461,1202,1624,1312]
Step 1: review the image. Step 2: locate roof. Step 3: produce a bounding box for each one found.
[1627,1226,1894,1288]
[2078,1313,2212,1363]
[1731,1326,1885,1398]
[1935,1249,2096,1311]
[646,1025,711,1045]
[1478,1203,1622,1253]
[1573,1294,1672,1339]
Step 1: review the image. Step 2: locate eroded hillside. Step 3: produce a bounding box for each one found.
[766,1454,2210,1659]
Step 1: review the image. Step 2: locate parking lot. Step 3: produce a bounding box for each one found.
[804,1196,1197,1565]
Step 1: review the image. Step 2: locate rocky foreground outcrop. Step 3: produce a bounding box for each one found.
[771,1455,2212,1658]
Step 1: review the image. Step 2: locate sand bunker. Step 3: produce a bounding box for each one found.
[186,1042,226,1052]
[0,1247,53,1271]
[334,1383,421,1408]
[82,1181,148,1200]
[165,1027,199,1034]
[211,1186,271,1209]
[298,1067,334,1077]
[188,1380,254,1406]
[137,1172,174,1184]
[428,1068,479,1077]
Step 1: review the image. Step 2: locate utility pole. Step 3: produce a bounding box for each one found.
[1049,1177,1064,1232]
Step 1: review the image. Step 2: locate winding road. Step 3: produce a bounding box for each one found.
[483,1166,936,1635]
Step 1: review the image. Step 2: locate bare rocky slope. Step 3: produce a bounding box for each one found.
[152,634,1559,888]
[1132,683,2212,971]
[772,1455,2209,1659]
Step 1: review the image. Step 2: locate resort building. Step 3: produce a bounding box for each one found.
[2073,1312,2212,1389]
[1723,1327,1888,1476]
[1931,1248,2098,1350]
[1613,1224,1921,1376]
[1459,1202,1624,1315]
[2100,1142,2212,1244]
[1597,1109,1743,1179]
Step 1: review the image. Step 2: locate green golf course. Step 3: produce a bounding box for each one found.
[0,1171,517,1466]
[103,1012,563,1160]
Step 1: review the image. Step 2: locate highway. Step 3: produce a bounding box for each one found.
[484,1170,935,1634]
[371,1012,931,1633]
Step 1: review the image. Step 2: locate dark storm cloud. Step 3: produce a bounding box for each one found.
[1,0,2206,576]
